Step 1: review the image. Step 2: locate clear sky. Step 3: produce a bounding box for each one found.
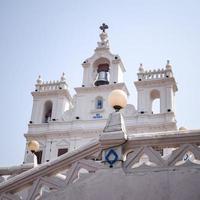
[0,0,200,166]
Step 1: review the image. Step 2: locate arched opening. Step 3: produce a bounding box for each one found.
[93,58,110,86]
[42,101,53,123]
[95,96,103,109]
[150,89,160,114]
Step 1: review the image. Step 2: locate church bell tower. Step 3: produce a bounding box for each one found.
[30,73,72,124]
[73,23,129,120]
[81,23,126,88]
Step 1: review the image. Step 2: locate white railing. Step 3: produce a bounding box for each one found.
[35,80,67,92]
[1,132,200,199]
[138,68,173,81]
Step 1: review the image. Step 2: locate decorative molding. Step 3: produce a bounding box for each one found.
[1,133,200,195]
[27,176,66,200]
[0,140,101,194]
[56,139,70,147]
[26,111,177,137]
[167,144,200,166]
[124,146,165,172]
[74,82,129,95]
[65,159,104,185]
[134,77,177,90]
[32,89,72,101]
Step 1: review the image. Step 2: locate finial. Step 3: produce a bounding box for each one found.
[96,23,109,49]
[37,75,43,84]
[166,60,172,69]
[139,63,144,72]
[60,72,66,82]
[100,23,109,33]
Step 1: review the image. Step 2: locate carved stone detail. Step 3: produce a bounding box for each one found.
[167,144,200,166]
[124,146,165,172]
[27,176,66,200]
[65,159,104,185]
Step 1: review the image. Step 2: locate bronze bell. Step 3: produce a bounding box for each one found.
[94,71,109,86]
[94,63,110,86]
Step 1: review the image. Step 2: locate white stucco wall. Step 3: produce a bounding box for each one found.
[42,167,200,200]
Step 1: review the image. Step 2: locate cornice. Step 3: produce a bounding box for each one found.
[26,113,177,138]
[134,77,178,91]
[24,129,101,140]
[75,82,130,95]
[31,89,72,101]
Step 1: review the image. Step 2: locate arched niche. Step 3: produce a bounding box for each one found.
[92,57,110,86]
[150,89,161,114]
[42,100,53,123]
[95,96,103,109]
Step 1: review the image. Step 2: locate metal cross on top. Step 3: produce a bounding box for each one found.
[100,23,109,32]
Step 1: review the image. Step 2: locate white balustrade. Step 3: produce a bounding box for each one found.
[138,68,173,81]
[35,80,67,92]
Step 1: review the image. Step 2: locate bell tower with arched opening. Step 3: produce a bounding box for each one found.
[73,23,129,120]
[24,24,179,165]
[134,61,178,130]
[81,24,125,88]
[24,24,129,165]
[24,73,72,164]
[30,73,72,124]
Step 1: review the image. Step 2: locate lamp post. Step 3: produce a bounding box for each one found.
[101,89,128,167]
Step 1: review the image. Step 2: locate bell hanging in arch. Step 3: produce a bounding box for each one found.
[94,63,109,86]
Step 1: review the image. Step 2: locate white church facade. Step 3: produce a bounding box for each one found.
[24,23,177,165]
[0,24,200,200]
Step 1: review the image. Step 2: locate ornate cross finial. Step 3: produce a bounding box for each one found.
[100,23,109,32]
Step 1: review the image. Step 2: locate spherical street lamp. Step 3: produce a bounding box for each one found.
[108,89,127,111]
[28,140,39,153]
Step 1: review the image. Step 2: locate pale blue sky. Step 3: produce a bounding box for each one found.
[0,0,200,166]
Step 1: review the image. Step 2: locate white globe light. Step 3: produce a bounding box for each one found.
[28,140,40,152]
[108,89,127,110]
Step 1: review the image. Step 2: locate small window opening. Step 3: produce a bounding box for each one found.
[57,148,68,157]
[43,101,53,123]
[152,99,160,114]
[150,90,161,114]
[96,97,103,109]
